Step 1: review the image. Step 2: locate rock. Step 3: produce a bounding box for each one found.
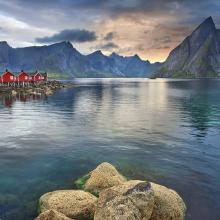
[83,162,126,195]
[94,180,155,220]
[35,210,72,220]
[39,190,97,219]
[11,90,17,96]
[150,183,186,220]
[45,88,53,96]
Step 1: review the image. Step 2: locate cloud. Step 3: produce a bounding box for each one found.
[94,42,119,50]
[103,32,116,41]
[155,46,171,50]
[35,29,97,43]
[0,0,220,62]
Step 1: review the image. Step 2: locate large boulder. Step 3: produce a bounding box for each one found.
[94,180,155,220]
[35,210,72,220]
[82,162,126,195]
[150,183,186,220]
[39,190,97,219]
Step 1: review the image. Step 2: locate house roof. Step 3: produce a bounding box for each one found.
[1,70,47,77]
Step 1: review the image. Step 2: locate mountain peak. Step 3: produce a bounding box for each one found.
[90,50,104,56]
[0,41,10,47]
[203,16,214,25]
[51,41,73,49]
[111,52,118,57]
[110,52,122,58]
[161,16,219,78]
[132,54,141,60]
[195,16,216,32]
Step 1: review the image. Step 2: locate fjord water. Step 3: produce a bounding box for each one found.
[0,79,220,220]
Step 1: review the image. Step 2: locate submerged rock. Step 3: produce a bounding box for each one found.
[150,183,186,220]
[39,190,97,219]
[94,180,155,220]
[35,209,72,220]
[76,162,126,195]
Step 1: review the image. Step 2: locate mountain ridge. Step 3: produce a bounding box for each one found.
[0,41,160,78]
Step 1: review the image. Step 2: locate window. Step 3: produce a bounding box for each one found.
[25,76,27,80]
[10,76,13,80]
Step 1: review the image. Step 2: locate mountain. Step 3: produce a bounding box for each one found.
[0,41,160,78]
[157,17,220,78]
[0,41,91,77]
[110,53,160,77]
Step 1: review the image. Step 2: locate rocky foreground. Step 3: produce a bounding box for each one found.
[0,81,75,97]
[36,162,186,220]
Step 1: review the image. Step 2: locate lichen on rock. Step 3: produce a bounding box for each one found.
[94,180,155,220]
[39,190,97,219]
[150,183,186,220]
[37,162,187,220]
[75,162,127,195]
[35,209,72,220]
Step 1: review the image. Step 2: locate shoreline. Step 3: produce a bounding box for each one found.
[0,80,76,96]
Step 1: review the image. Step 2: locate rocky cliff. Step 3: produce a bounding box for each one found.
[158,17,220,78]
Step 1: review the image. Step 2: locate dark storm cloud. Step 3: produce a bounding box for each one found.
[35,29,97,43]
[103,32,116,41]
[1,0,219,17]
[1,0,220,29]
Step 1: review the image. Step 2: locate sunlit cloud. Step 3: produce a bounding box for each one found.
[0,0,219,62]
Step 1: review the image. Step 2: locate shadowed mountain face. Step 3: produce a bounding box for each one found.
[0,41,160,78]
[158,17,220,78]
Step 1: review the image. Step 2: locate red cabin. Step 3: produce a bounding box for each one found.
[34,72,43,81]
[41,72,48,81]
[1,70,15,83]
[17,71,29,83]
[29,72,43,82]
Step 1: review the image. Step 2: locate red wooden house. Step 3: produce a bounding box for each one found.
[41,72,48,81]
[0,70,48,86]
[17,71,29,83]
[29,72,43,82]
[1,70,15,83]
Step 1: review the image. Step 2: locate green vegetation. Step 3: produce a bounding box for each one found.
[159,66,168,74]
[74,174,100,197]
[74,174,90,191]
[48,73,71,79]
[172,71,195,78]
[207,71,219,77]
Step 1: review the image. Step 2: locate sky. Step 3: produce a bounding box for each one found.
[0,0,220,62]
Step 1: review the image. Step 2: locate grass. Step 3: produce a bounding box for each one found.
[48,73,71,79]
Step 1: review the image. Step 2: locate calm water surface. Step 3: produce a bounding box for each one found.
[0,78,220,220]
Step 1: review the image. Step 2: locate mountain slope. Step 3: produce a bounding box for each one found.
[158,17,220,77]
[0,41,160,78]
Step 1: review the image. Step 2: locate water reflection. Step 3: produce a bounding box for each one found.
[168,79,220,137]
[0,79,220,220]
[0,92,45,108]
